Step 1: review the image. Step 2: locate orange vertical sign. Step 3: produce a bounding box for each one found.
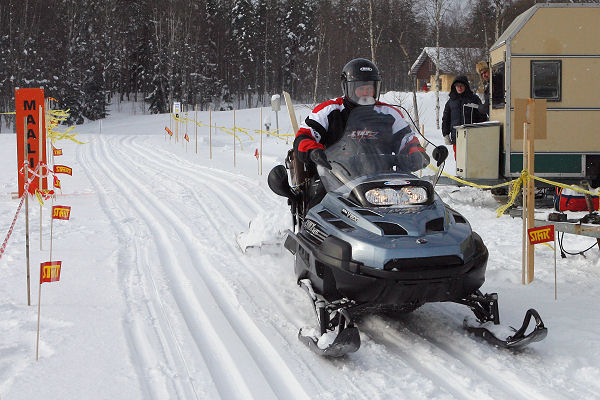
[16,88,47,196]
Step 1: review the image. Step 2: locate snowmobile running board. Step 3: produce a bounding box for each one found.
[464,308,547,349]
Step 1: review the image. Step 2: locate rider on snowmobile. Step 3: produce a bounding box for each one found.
[293,58,430,176]
[268,58,547,357]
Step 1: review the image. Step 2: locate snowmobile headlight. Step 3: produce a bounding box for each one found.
[365,187,428,206]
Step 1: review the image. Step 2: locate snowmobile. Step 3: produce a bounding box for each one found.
[267,106,547,357]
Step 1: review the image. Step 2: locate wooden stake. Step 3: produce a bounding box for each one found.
[36,277,42,360]
[282,91,298,133]
[24,117,31,306]
[36,208,52,361]
[419,124,426,178]
[259,107,263,175]
[554,232,557,300]
[195,104,198,154]
[209,106,212,160]
[521,100,537,285]
[526,102,536,284]
[527,126,535,283]
[233,109,237,168]
[522,121,528,285]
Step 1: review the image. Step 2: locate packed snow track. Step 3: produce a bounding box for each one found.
[2,130,595,400]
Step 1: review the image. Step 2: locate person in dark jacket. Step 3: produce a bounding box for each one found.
[476,61,490,120]
[441,75,485,155]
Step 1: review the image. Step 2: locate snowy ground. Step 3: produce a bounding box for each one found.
[1,92,599,399]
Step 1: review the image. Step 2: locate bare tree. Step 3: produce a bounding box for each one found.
[492,0,509,41]
[313,31,326,105]
[369,0,376,63]
[396,33,419,128]
[418,0,450,129]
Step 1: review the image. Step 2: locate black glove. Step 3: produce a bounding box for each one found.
[309,148,332,170]
[432,145,449,167]
[398,152,430,171]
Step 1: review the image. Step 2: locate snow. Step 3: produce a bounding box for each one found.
[1,92,600,399]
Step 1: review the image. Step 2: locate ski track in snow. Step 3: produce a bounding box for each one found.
[69,133,595,400]
[81,135,313,399]
[79,138,214,399]
[116,135,516,399]
[121,136,374,399]
[361,315,551,400]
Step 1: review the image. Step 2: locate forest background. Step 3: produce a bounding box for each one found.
[0,0,598,126]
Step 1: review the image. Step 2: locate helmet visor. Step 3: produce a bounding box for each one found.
[347,81,381,105]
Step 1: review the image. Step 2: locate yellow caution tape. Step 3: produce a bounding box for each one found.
[429,164,600,218]
[531,175,600,197]
[492,170,527,217]
[428,164,518,190]
[172,114,295,144]
[45,108,86,144]
[35,190,45,206]
[1,105,84,144]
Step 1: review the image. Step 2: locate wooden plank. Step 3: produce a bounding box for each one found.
[534,219,600,239]
[514,98,547,140]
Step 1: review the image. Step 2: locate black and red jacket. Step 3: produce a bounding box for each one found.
[293,97,426,163]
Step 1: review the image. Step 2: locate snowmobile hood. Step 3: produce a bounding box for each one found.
[303,192,477,271]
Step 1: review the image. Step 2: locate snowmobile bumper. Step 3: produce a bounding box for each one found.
[285,231,488,306]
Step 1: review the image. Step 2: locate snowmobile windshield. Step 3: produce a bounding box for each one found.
[318,106,427,194]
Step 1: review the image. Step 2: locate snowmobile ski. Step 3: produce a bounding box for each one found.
[297,279,361,357]
[235,230,283,254]
[459,292,547,349]
[298,325,360,357]
[464,308,547,349]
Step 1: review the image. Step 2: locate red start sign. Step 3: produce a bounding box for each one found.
[40,261,61,284]
[527,225,555,245]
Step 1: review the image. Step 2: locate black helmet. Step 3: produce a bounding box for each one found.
[341,58,382,105]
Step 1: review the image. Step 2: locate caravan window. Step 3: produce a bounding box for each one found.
[491,62,505,109]
[531,60,561,101]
